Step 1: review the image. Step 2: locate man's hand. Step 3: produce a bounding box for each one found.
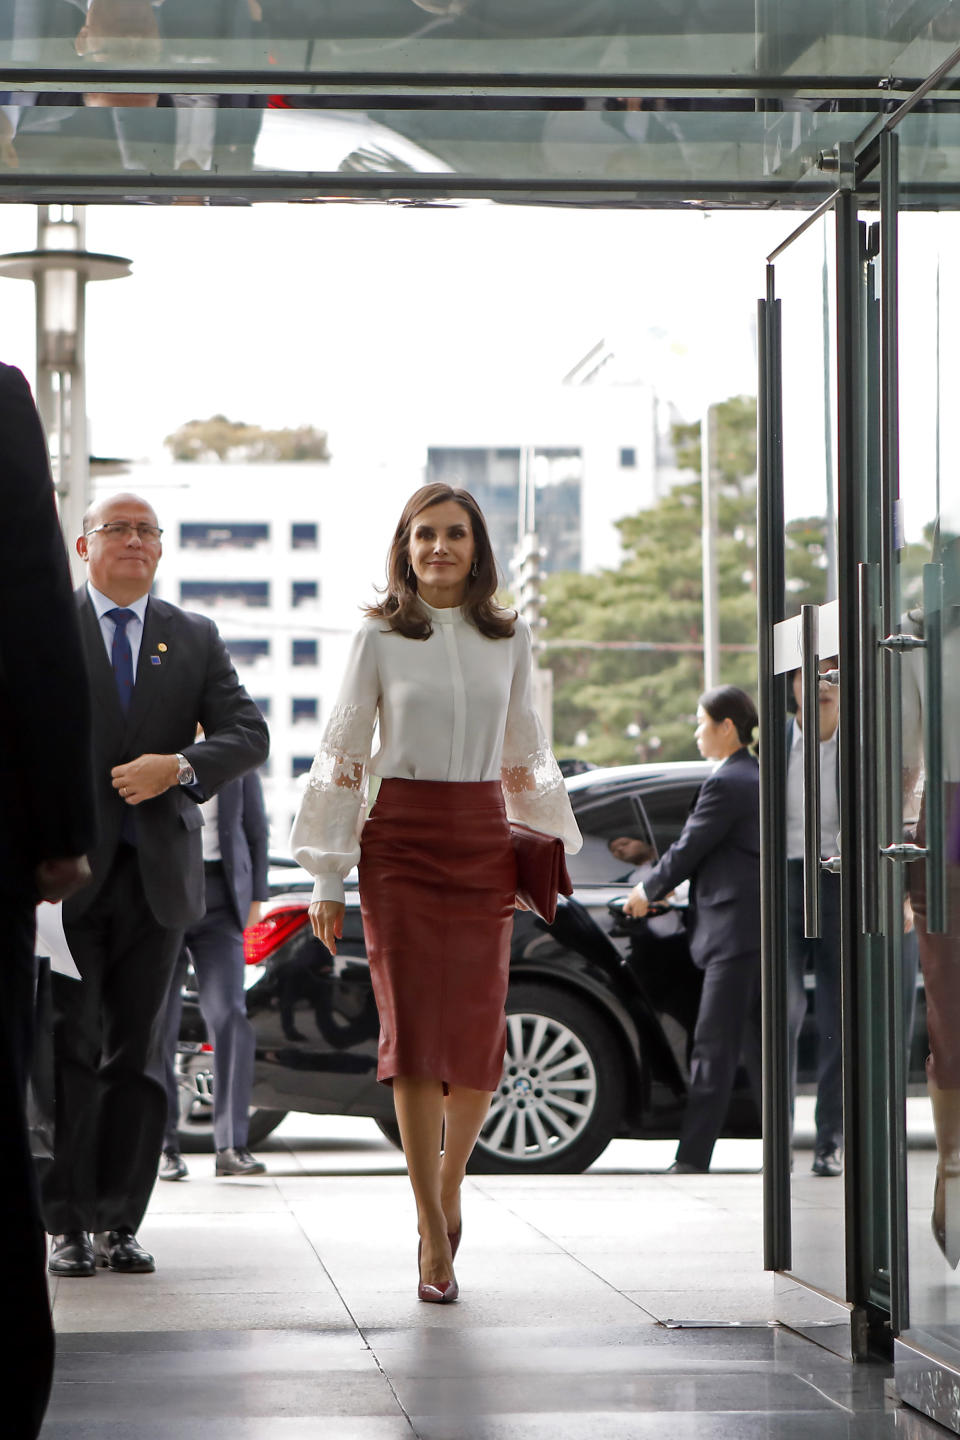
[111,753,179,804]
[246,901,262,930]
[623,884,650,919]
[35,855,91,904]
[309,900,344,955]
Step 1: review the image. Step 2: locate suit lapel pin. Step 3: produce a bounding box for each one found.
[157,643,168,652]
[151,655,161,666]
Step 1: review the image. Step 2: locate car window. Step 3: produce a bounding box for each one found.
[638,782,703,859]
[567,792,652,885]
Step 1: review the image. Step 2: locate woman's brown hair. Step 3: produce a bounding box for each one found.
[365,482,516,640]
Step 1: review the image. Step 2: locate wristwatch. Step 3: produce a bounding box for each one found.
[175,752,196,786]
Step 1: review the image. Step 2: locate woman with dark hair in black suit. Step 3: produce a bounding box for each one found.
[624,685,760,1173]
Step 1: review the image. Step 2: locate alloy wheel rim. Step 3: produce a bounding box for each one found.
[479,1011,598,1163]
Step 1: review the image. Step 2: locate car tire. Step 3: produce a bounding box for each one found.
[467,983,625,1175]
[374,1117,403,1151]
[174,1051,287,1153]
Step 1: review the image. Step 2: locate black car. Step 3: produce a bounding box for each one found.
[175,761,912,1173]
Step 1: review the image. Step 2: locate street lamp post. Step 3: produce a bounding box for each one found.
[0,206,131,581]
[700,401,721,690]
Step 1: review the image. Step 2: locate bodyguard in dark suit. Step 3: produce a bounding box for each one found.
[0,361,95,1438]
[785,661,843,1177]
[42,491,269,1279]
[624,686,761,1173]
[159,768,270,1180]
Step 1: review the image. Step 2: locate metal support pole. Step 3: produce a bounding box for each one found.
[701,403,720,690]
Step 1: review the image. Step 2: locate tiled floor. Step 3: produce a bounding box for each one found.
[40,1118,951,1439]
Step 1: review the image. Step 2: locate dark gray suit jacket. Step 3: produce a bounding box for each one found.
[67,591,269,930]
[0,363,94,887]
[643,746,761,968]
[213,770,270,931]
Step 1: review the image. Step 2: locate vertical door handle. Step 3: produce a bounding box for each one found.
[858,563,880,932]
[801,604,822,938]
[923,562,946,933]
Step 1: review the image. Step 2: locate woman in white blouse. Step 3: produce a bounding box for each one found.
[290,483,581,1304]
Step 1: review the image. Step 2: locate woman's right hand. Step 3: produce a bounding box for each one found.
[309,900,345,955]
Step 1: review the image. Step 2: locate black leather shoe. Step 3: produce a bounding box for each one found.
[812,1146,843,1177]
[666,1161,709,1174]
[94,1228,155,1273]
[215,1146,266,1177]
[158,1148,189,1182]
[48,1231,95,1278]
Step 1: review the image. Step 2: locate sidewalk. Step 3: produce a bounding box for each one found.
[41,1119,937,1439]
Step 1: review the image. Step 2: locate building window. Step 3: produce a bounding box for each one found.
[292,697,318,725]
[291,755,314,779]
[181,581,270,609]
[291,522,319,550]
[619,447,637,468]
[226,639,270,665]
[252,696,271,719]
[292,580,319,609]
[292,639,319,667]
[180,522,269,550]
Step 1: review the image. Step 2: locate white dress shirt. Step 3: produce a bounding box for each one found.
[86,582,149,678]
[786,720,840,860]
[290,602,582,905]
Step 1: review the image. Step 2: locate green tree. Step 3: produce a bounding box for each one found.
[542,395,759,768]
[165,416,331,464]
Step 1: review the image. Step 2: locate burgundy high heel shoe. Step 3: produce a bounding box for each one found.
[417,1240,459,1304]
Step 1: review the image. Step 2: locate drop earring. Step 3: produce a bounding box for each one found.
[470,560,478,577]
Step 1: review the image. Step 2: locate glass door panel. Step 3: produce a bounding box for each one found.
[766,208,847,1309]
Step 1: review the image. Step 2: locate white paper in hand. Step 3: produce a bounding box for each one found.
[35,901,81,981]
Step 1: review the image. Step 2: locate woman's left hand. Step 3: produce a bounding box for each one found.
[622,885,650,918]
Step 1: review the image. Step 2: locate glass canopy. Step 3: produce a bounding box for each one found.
[2,2,960,91]
[1,2,959,205]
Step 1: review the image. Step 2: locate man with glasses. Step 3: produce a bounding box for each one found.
[41,493,269,1279]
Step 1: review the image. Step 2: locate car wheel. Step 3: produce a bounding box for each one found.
[374,1117,404,1150]
[174,1051,287,1153]
[468,983,625,1175]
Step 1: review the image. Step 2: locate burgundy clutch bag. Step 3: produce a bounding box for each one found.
[510,823,573,924]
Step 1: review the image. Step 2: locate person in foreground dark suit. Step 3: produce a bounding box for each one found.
[624,685,761,1174]
[159,764,270,1181]
[41,491,269,1280]
[0,361,95,1438]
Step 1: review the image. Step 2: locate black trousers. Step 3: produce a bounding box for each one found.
[676,948,763,1171]
[0,887,54,1439]
[786,862,843,1152]
[39,846,182,1235]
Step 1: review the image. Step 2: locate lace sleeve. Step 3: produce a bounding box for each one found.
[289,626,380,904]
[501,624,582,854]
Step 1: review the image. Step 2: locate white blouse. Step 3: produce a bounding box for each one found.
[290,601,582,905]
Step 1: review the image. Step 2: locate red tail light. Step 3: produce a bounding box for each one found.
[244,906,309,964]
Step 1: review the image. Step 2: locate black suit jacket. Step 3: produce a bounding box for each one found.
[67,591,269,930]
[0,363,94,885]
[643,746,761,968]
[212,770,270,931]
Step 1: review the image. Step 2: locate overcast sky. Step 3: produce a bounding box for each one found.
[0,200,949,540]
[0,202,786,452]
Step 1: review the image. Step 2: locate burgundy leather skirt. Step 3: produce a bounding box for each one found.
[358,777,516,1092]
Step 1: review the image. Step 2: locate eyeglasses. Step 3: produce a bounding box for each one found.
[85,521,163,541]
